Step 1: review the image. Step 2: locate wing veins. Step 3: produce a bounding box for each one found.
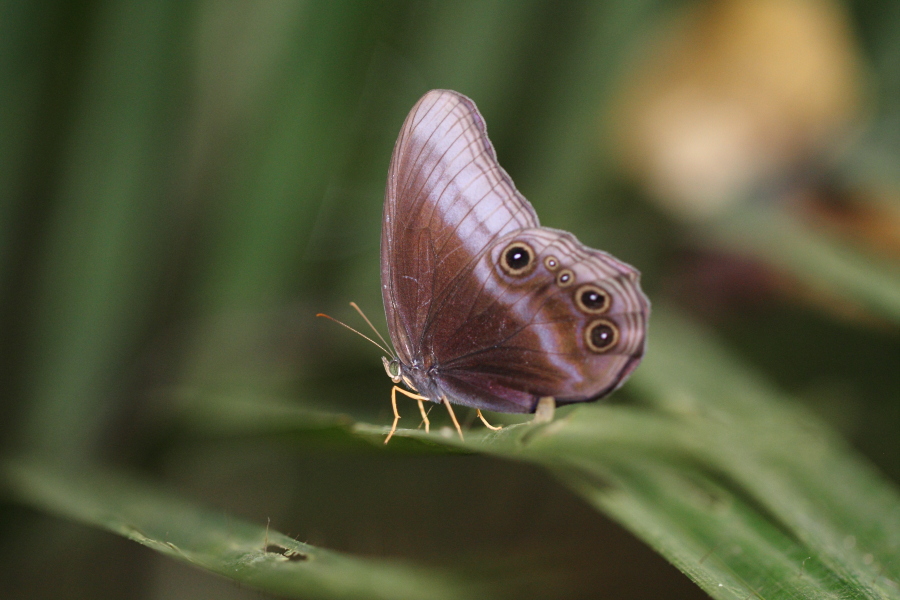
[398,110,471,231]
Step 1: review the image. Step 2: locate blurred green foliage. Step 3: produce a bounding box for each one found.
[1,1,898,599]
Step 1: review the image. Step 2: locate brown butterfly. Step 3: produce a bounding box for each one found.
[379,90,650,442]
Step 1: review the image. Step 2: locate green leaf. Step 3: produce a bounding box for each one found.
[146,306,900,599]
[354,307,900,599]
[704,203,900,324]
[0,457,486,600]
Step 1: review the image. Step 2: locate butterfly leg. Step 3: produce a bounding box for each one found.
[385,386,402,444]
[385,386,430,444]
[417,399,430,433]
[476,409,502,431]
[533,396,556,424]
[442,397,464,441]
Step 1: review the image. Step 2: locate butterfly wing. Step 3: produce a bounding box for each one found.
[427,227,648,413]
[381,89,538,365]
[382,90,648,413]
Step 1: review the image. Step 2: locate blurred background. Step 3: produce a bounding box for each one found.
[1,1,898,598]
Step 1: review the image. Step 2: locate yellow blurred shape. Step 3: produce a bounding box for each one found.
[612,0,864,219]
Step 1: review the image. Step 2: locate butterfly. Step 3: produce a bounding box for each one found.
[377,89,649,443]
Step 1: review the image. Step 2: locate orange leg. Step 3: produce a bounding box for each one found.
[417,398,430,433]
[442,397,464,441]
[385,386,430,444]
[476,409,502,431]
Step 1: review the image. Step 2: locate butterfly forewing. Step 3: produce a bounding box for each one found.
[381,90,538,365]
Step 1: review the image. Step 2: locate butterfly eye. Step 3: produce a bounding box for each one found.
[544,256,559,271]
[382,356,402,383]
[556,269,575,287]
[585,319,618,353]
[575,284,611,314]
[500,242,536,276]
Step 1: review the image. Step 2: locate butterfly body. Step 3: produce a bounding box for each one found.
[381,90,649,420]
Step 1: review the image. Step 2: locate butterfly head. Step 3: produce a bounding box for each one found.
[382,356,402,383]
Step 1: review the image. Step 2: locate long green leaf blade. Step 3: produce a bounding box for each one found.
[0,457,486,600]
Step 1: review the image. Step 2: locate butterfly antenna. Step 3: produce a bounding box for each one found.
[349,302,396,357]
[316,312,393,356]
